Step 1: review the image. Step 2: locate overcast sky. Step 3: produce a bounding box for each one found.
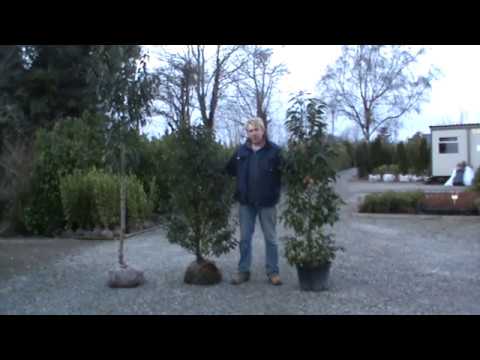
[143,45,480,141]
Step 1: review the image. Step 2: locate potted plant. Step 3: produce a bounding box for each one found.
[281,93,344,291]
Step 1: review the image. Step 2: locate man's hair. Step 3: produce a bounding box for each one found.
[245,117,265,131]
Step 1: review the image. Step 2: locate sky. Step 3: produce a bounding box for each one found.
[142,45,480,142]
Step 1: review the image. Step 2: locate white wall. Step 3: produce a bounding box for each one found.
[470,128,480,172]
[432,129,468,176]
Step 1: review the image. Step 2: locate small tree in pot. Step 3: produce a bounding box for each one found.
[166,124,238,285]
[281,93,344,291]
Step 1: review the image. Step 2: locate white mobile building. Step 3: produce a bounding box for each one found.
[430,123,480,176]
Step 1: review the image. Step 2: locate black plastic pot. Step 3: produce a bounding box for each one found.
[296,262,331,292]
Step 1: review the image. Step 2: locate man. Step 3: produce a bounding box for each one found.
[225,117,283,286]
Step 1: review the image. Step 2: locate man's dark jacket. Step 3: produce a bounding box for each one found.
[225,140,283,207]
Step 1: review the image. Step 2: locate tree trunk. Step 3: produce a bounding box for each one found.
[118,144,127,269]
[195,238,204,264]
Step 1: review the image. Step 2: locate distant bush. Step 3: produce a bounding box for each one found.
[60,169,96,230]
[60,168,150,231]
[473,167,480,192]
[330,141,354,171]
[372,164,400,176]
[125,174,151,231]
[359,191,425,214]
[355,141,371,178]
[24,112,108,235]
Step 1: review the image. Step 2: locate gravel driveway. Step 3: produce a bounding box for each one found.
[1,168,479,315]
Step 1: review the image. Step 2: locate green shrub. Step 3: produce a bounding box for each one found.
[473,167,480,192]
[126,174,150,228]
[147,134,176,214]
[355,141,371,178]
[24,112,108,235]
[373,164,400,176]
[90,169,120,229]
[0,137,35,234]
[59,169,96,230]
[165,125,237,262]
[146,176,158,215]
[395,141,409,175]
[373,165,388,176]
[388,164,400,176]
[359,191,425,214]
[330,141,354,171]
[60,169,149,232]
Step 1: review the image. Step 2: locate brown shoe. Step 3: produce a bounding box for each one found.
[231,272,250,285]
[268,274,282,286]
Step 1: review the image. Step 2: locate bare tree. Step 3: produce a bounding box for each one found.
[188,45,246,130]
[318,45,439,143]
[233,46,288,132]
[154,48,197,131]
[215,97,246,147]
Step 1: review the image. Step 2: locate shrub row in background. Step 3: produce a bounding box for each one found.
[359,191,425,214]
[60,168,154,232]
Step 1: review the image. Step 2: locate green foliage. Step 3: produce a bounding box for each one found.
[395,141,409,174]
[126,134,174,215]
[59,169,96,230]
[23,112,108,235]
[165,125,237,261]
[60,168,150,231]
[284,234,338,268]
[369,136,384,170]
[473,167,480,192]
[369,135,395,172]
[330,141,354,171]
[417,136,430,175]
[359,191,425,214]
[90,169,120,229]
[1,46,160,237]
[281,93,343,267]
[372,164,400,176]
[0,137,35,234]
[405,132,430,175]
[0,46,107,139]
[126,174,150,228]
[342,140,355,169]
[355,141,371,178]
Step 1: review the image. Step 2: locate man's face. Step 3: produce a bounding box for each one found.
[247,125,265,145]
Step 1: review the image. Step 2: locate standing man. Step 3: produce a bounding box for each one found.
[226,117,283,286]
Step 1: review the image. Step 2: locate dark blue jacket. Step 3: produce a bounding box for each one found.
[226,140,283,207]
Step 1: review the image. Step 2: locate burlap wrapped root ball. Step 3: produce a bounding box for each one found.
[184,259,222,285]
[107,266,145,288]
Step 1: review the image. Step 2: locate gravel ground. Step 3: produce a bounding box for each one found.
[1,168,479,315]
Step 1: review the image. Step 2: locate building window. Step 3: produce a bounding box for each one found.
[439,137,458,142]
[439,142,458,154]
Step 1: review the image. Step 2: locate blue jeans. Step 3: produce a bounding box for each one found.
[238,204,279,277]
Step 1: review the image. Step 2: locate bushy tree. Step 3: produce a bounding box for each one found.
[281,93,343,268]
[165,124,238,284]
[395,142,409,175]
[355,141,371,178]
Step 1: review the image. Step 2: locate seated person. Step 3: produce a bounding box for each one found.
[445,161,475,186]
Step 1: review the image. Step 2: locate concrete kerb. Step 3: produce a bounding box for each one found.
[57,224,165,241]
[124,224,164,239]
[353,212,479,221]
